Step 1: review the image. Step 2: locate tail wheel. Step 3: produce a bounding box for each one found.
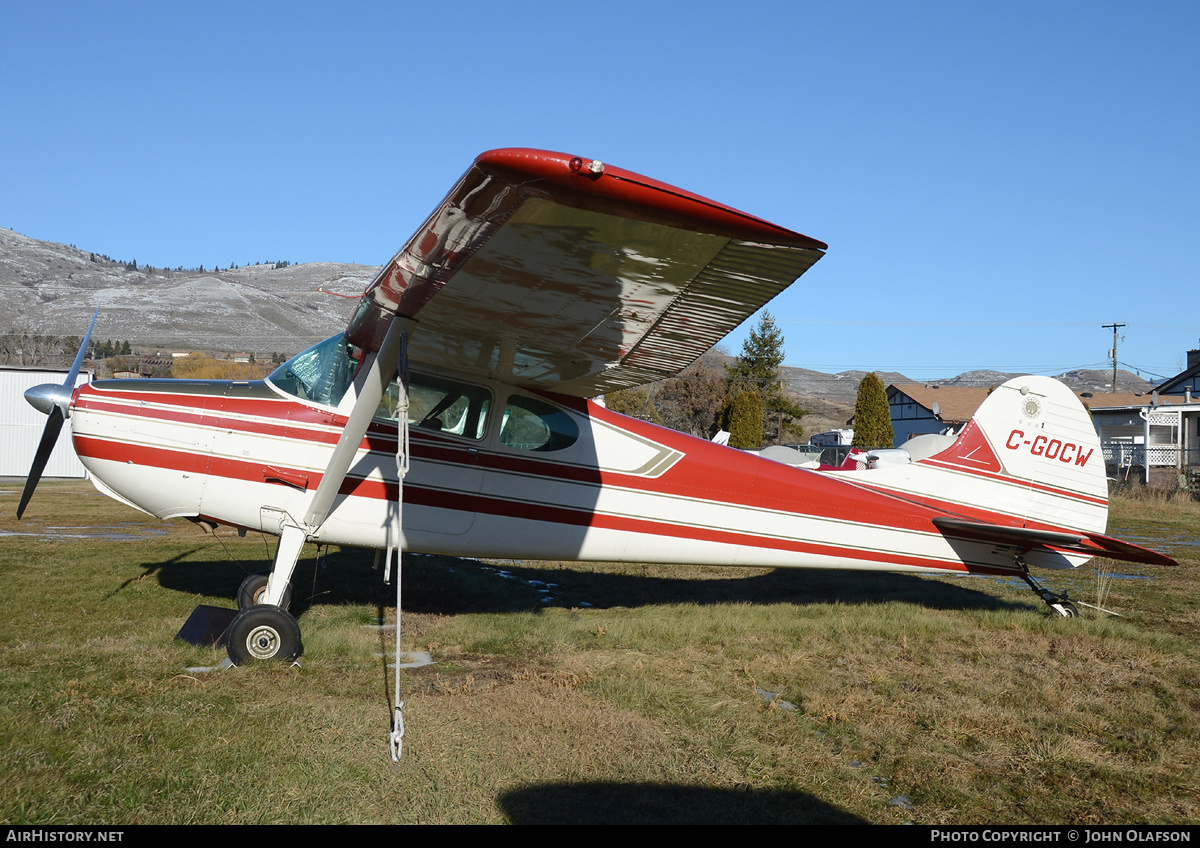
[1051,601,1079,618]
[226,605,302,664]
[237,572,293,611]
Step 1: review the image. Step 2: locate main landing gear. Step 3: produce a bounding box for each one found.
[221,319,411,679]
[224,524,307,665]
[226,604,302,664]
[227,572,301,664]
[1021,571,1079,618]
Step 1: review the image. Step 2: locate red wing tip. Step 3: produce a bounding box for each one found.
[473,148,828,251]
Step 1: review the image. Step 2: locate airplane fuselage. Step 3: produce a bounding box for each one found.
[67,370,1097,579]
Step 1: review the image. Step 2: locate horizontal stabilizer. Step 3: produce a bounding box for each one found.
[1080,530,1178,567]
[932,517,1177,567]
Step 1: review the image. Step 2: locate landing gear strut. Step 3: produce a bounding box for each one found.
[1021,571,1079,618]
[225,524,306,663]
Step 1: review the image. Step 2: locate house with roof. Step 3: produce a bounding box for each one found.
[887,378,1200,489]
[1156,346,1200,399]
[887,384,991,446]
[1086,393,1195,487]
[1134,344,1200,487]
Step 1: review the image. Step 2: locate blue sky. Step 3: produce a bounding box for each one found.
[3,1,1197,380]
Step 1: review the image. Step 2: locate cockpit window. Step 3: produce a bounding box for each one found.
[268,333,359,407]
[500,395,579,452]
[376,373,491,440]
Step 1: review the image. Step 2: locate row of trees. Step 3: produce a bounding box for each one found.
[86,256,296,275]
[607,311,803,448]
[0,324,289,378]
[171,353,276,380]
[93,339,133,357]
[606,310,893,450]
[0,328,81,368]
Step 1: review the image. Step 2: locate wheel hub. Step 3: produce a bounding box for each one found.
[245,625,281,659]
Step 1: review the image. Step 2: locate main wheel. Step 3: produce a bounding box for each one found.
[226,605,302,664]
[237,572,293,611]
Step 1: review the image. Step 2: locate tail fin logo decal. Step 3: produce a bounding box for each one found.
[925,420,1003,473]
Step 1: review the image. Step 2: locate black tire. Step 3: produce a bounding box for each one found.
[236,572,293,611]
[1051,600,1080,618]
[226,605,302,664]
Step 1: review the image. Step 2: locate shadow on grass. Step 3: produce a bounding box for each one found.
[141,545,1032,617]
[496,782,871,824]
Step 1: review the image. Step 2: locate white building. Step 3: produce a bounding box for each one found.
[0,367,92,479]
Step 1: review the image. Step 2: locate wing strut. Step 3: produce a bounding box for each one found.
[260,317,411,607]
[227,318,412,667]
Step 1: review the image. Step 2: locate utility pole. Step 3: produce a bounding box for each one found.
[1102,322,1126,393]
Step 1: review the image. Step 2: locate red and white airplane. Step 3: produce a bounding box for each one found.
[19,148,1175,669]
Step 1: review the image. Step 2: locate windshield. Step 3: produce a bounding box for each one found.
[268,333,359,407]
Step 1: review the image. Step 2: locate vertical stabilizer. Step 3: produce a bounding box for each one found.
[918,376,1108,534]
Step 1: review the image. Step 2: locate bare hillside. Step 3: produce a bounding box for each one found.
[0,228,378,356]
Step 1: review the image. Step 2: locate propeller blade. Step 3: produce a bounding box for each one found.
[17,406,65,519]
[66,308,100,387]
[16,307,99,519]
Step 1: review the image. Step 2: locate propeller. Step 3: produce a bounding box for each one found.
[17,309,100,519]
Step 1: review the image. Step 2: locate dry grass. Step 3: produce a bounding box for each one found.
[1,480,1197,824]
[1109,485,1200,527]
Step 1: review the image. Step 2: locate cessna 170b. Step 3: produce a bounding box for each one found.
[19,148,1175,674]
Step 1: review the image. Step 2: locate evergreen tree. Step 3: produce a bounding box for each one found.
[851,372,894,448]
[725,310,808,445]
[724,390,763,449]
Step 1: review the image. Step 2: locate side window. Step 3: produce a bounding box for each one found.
[500,395,579,452]
[376,374,491,440]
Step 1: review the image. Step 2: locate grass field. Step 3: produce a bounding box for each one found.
[1,480,1197,824]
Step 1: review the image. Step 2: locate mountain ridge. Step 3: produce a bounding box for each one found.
[1,228,1155,402]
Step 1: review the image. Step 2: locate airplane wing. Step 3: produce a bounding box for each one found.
[344,149,826,396]
[932,517,1178,567]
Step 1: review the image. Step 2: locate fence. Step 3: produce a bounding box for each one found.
[1103,443,1200,490]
